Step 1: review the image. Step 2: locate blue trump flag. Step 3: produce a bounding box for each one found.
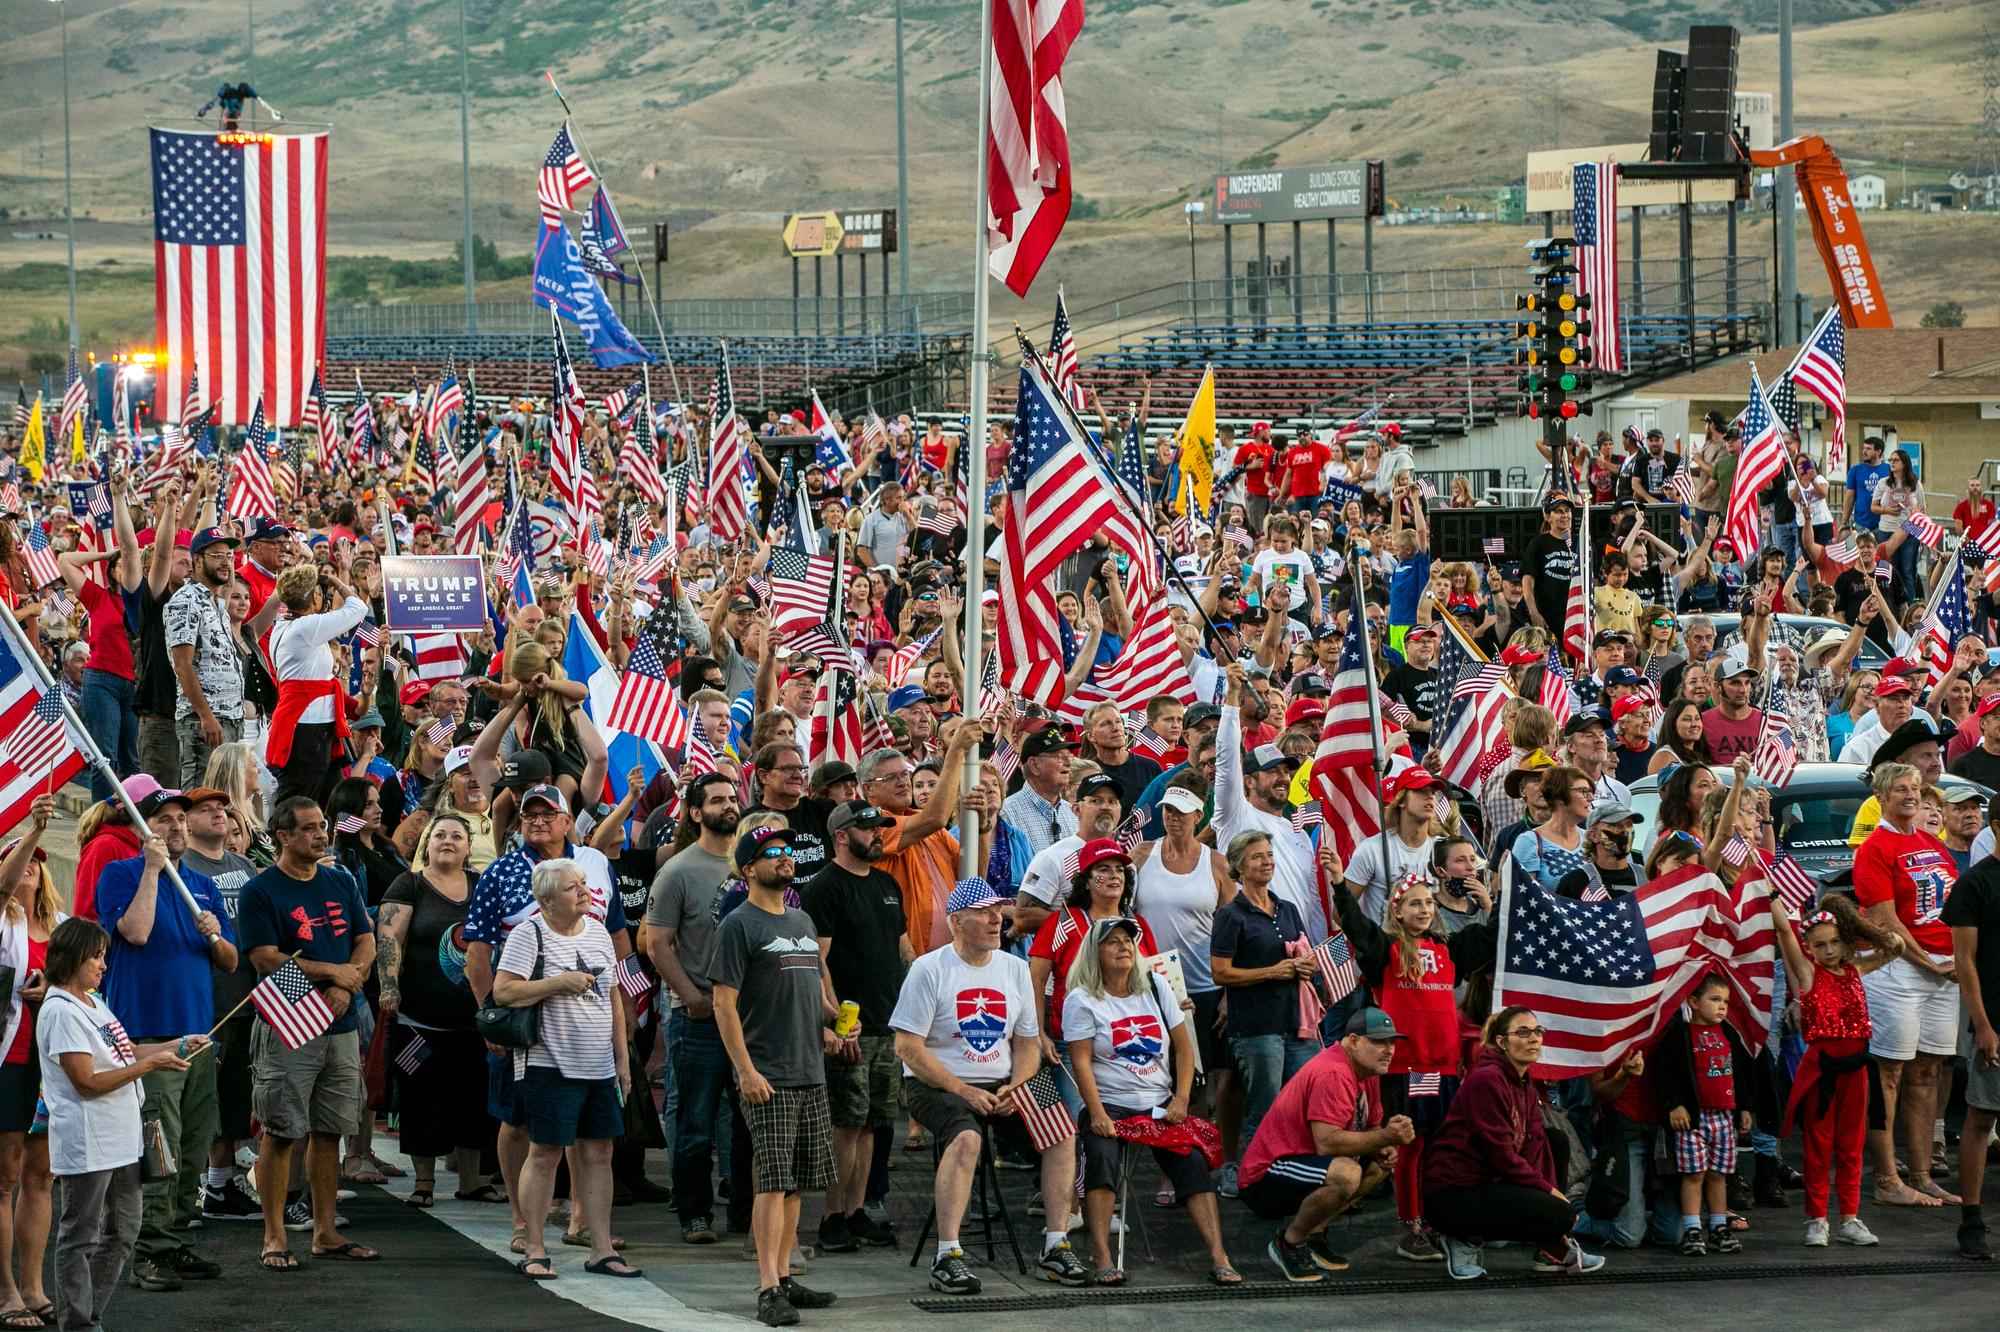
[533,221,651,369]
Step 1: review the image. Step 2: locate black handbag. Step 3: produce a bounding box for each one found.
[474,920,545,1049]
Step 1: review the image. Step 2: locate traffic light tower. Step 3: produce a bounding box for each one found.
[1515,238,1594,463]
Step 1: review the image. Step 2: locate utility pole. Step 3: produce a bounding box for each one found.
[56,0,78,353]
[1775,0,1798,343]
[458,0,477,334]
[894,0,912,331]
[1976,25,2000,210]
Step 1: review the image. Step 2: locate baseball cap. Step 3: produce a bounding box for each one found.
[498,749,553,790]
[1085,916,1141,945]
[1384,768,1439,801]
[728,593,758,613]
[117,774,162,808]
[136,788,194,820]
[810,760,857,793]
[1541,493,1576,512]
[887,684,930,712]
[1076,773,1125,803]
[946,878,1007,913]
[1611,693,1653,722]
[827,800,894,834]
[1886,655,1927,678]
[1592,629,1632,648]
[398,680,435,707]
[1245,745,1292,775]
[1939,779,1985,806]
[0,837,44,864]
[1075,838,1133,876]
[1978,694,2000,721]
[1585,801,1645,829]
[1284,697,1327,728]
[1345,1007,1406,1041]
[1604,666,1645,687]
[189,526,239,554]
[181,786,231,808]
[443,744,475,776]
[1874,677,1914,698]
[519,784,567,814]
[1183,702,1222,729]
[1562,707,1613,736]
[246,516,293,543]
[351,709,385,731]
[1160,787,1205,815]
[1500,645,1541,665]
[1715,656,1760,681]
[1021,727,1081,759]
[1405,625,1437,642]
[733,824,795,869]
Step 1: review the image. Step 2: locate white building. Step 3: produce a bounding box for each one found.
[1849,173,1888,210]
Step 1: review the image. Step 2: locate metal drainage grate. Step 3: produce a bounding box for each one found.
[909,1257,1995,1313]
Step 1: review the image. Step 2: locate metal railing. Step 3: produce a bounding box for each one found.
[326,291,975,339]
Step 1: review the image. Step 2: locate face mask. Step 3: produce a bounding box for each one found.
[1438,876,1471,900]
[691,576,715,596]
[1603,831,1632,857]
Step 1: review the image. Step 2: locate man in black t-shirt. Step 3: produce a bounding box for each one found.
[748,741,836,878]
[1942,804,2000,1260]
[1950,695,2000,790]
[801,801,911,1254]
[1380,625,1439,755]
[1628,430,1684,507]
[1523,495,1579,637]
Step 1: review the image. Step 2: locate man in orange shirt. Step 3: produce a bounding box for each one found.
[857,720,987,955]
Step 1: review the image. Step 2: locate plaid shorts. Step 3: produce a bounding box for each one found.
[1673,1107,1737,1175]
[742,1084,837,1196]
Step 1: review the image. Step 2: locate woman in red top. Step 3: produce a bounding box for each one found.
[1852,761,1963,1207]
[1770,893,1902,1243]
[1028,840,1159,1078]
[1327,861,1496,1262]
[0,795,63,1326]
[59,501,143,804]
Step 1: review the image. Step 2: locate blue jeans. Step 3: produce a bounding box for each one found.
[1573,1136,1683,1248]
[668,1009,729,1225]
[79,669,139,802]
[1892,536,1920,602]
[1230,1032,1321,1153]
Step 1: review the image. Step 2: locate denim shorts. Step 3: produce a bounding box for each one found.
[518,1066,623,1147]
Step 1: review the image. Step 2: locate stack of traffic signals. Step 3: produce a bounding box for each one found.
[1515,239,1594,426]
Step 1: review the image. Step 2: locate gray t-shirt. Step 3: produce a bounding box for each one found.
[709,902,826,1088]
[183,844,258,1009]
[859,507,913,566]
[644,844,734,996]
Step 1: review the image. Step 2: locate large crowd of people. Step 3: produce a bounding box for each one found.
[0,392,1993,1330]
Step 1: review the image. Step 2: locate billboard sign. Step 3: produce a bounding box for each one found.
[1524,144,1741,213]
[1207,162,1385,224]
[782,208,899,258]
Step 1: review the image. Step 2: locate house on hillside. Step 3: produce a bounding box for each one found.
[1911,183,1960,212]
[1948,169,1999,202]
[1849,173,1888,210]
[1640,328,2000,500]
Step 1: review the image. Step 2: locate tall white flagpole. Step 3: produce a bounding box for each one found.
[957,0,997,880]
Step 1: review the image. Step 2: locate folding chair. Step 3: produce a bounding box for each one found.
[907,1121,1027,1275]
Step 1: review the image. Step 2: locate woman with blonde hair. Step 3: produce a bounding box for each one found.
[260,560,368,807]
[504,641,595,806]
[0,796,63,1326]
[204,741,276,866]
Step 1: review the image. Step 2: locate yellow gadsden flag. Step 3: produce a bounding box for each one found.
[19,397,46,482]
[1175,364,1216,516]
[68,411,88,470]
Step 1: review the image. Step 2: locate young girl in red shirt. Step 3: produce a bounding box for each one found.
[1770,891,1903,1247]
[1327,862,1496,1263]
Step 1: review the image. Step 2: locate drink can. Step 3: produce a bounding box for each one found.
[834,1001,860,1038]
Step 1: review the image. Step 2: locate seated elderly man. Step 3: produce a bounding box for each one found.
[1236,1008,1415,1282]
[889,880,1089,1295]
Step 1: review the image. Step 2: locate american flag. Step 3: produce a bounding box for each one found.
[67,479,111,532]
[424,716,457,748]
[1823,537,1860,568]
[1767,374,1802,434]
[602,378,643,423]
[299,369,335,476]
[1290,800,1323,831]
[808,667,868,768]
[1751,712,1798,787]
[1008,1067,1077,1151]
[1561,560,1590,668]
[1915,548,1972,686]
[225,398,278,520]
[613,953,654,1003]
[1383,698,1415,728]
[1435,657,1512,791]
[606,600,693,747]
[352,620,381,650]
[990,737,1022,784]
[1482,537,1506,558]
[885,628,941,689]
[453,431,491,555]
[1223,524,1253,552]
[1538,643,1577,725]
[1719,836,1752,868]
[538,122,595,224]
[619,392,668,511]
[0,484,19,517]
[0,636,83,840]
[332,812,368,836]
[149,129,328,425]
[410,632,468,682]
[1903,512,1946,548]
[59,347,88,446]
[1050,288,1087,411]
[22,525,61,592]
[249,958,337,1051]
[859,409,889,458]
[549,313,590,522]
[768,544,847,666]
[1770,855,1819,916]
[393,1031,431,1075]
[1493,866,1775,1073]
[1308,601,1384,863]
[1571,161,1621,373]
[1667,469,1697,509]
[707,345,749,543]
[1785,308,1847,470]
[347,371,374,463]
[986,0,1083,295]
[1724,367,1787,565]
[1312,932,1361,1006]
[1408,1071,1442,1096]
[1125,718,1171,765]
[11,386,27,435]
[427,358,465,445]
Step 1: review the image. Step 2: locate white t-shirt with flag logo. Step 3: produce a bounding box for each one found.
[889,945,1039,1085]
[1061,977,1183,1110]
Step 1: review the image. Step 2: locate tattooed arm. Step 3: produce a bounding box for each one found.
[376,900,411,1020]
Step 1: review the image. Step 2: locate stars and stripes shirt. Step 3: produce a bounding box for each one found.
[463,842,628,951]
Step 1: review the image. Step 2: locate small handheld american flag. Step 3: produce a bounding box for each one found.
[1770,855,1819,915]
[393,1031,431,1076]
[1407,1072,1442,1097]
[1290,800,1323,832]
[1667,470,1697,509]
[1823,537,1860,568]
[424,716,457,748]
[333,813,368,836]
[1009,1067,1077,1152]
[1482,537,1506,558]
[1902,512,1946,549]
[1312,933,1360,1006]
[250,958,337,1051]
[1751,713,1798,788]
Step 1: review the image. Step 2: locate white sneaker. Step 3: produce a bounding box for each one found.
[1804,1218,1830,1247]
[1837,1218,1880,1246]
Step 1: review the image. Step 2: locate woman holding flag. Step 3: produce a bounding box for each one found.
[260,563,369,809]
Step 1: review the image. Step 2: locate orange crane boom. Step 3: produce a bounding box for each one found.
[1749,135,1893,329]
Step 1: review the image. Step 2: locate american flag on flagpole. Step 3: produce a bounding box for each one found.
[1915,548,1972,687]
[1539,643,1577,726]
[347,371,374,464]
[224,398,278,521]
[59,347,88,446]
[1561,565,1591,668]
[1770,855,1819,915]
[0,632,85,837]
[707,345,749,543]
[549,312,588,521]
[1724,366,1787,564]
[1571,160,1621,373]
[1008,1066,1078,1151]
[985,0,1084,296]
[1312,933,1361,1006]
[602,378,643,423]
[453,431,491,555]
[1494,866,1775,1073]
[885,628,941,689]
[149,129,328,425]
[606,601,693,747]
[1785,307,1847,471]
[249,957,337,1050]
[1050,288,1087,411]
[410,632,468,682]
[1751,712,1798,787]
[538,123,595,223]
[1308,602,1384,864]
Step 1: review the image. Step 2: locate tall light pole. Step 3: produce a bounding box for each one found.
[458,0,477,334]
[52,0,78,354]
[1775,0,1797,344]
[893,0,911,331]
[1902,139,1914,208]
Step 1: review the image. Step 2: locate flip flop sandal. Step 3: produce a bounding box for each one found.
[1154,1187,1181,1209]
[27,1307,52,1324]
[2,1308,45,1328]
[1093,1268,1126,1286]
[562,1228,627,1251]
[455,1184,508,1204]
[366,1155,407,1178]
[406,1190,434,1209]
[259,1249,300,1273]
[518,1256,558,1281]
[584,1256,645,1278]
[1209,1264,1243,1286]
[312,1241,382,1261]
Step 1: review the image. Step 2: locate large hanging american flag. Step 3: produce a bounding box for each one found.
[0,628,85,840]
[1494,864,1774,1073]
[538,122,596,224]
[707,345,749,543]
[1571,160,1621,374]
[1050,288,1087,410]
[225,398,277,521]
[1785,307,1847,470]
[987,0,1085,296]
[1724,366,1788,563]
[1308,600,1384,864]
[149,128,328,426]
